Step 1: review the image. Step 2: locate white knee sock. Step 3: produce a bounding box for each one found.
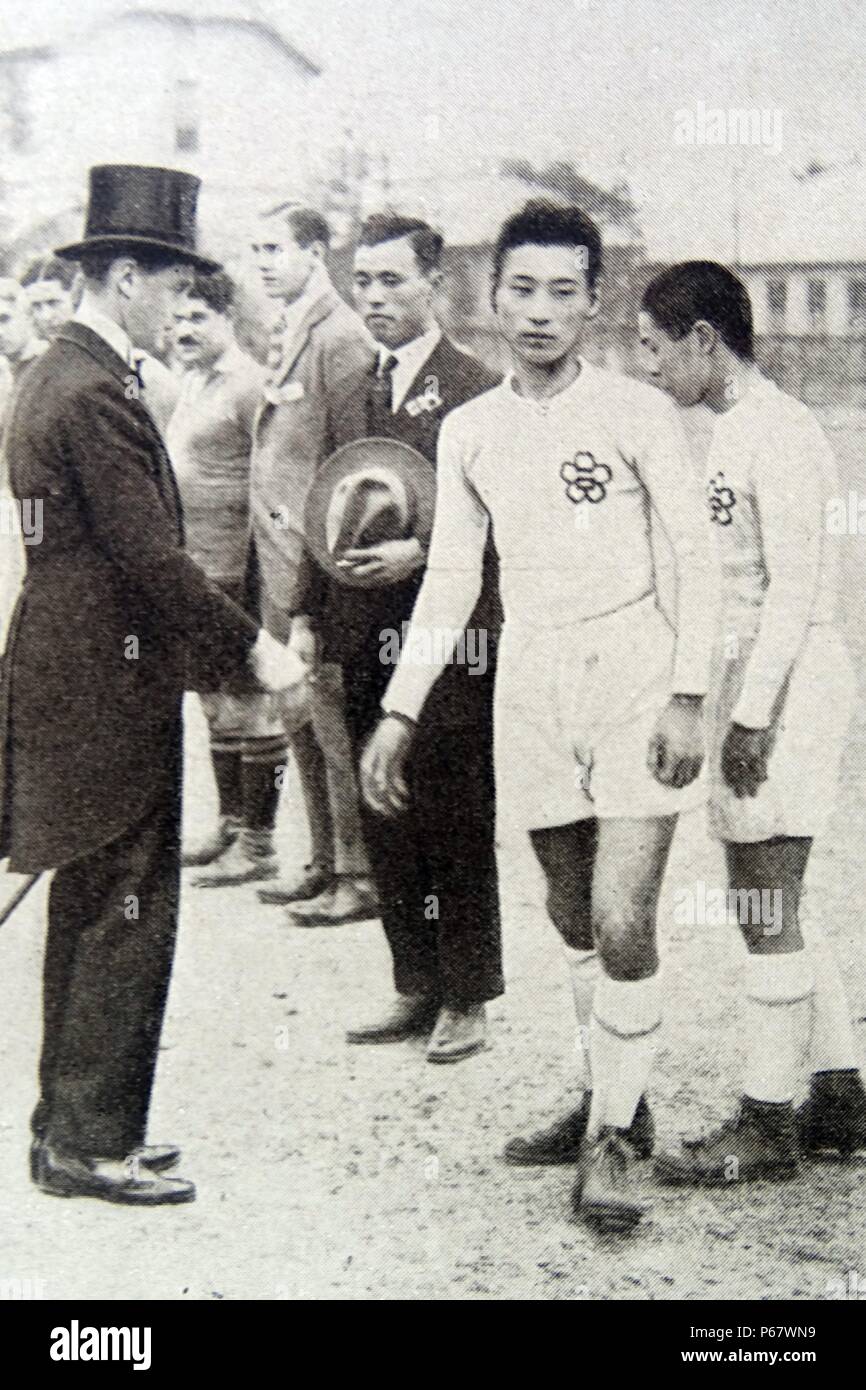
[802,930,862,1075]
[562,945,600,1089]
[587,972,662,1136]
[742,951,814,1104]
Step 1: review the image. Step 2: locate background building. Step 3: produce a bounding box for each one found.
[0,1,322,270]
[735,161,866,408]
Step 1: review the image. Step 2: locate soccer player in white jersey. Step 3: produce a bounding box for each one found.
[639,261,865,1185]
[359,201,715,1231]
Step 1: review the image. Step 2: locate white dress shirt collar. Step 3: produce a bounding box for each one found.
[379,325,442,413]
[73,295,136,367]
[276,261,332,342]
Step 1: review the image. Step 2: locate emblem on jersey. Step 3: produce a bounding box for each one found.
[707,471,736,526]
[560,451,612,505]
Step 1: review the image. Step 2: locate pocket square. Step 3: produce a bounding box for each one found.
[263,380,306,406]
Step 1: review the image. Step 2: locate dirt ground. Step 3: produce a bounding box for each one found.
[1,411,865,1301]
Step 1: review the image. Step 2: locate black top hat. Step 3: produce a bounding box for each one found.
[56,164,219,273]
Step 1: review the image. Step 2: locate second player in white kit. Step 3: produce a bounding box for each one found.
[641,260,866,1187]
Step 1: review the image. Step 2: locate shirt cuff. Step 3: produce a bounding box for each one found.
[730,687,775,729]
[671,657,710,700]
[381,667,433,724]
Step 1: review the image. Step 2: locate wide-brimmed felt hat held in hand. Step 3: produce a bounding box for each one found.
[304,437,437,589]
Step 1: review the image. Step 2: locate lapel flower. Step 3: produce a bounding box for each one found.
[405,384,443,417]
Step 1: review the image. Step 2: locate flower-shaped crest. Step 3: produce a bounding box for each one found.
[560,451,613,505]
[707,471,736,526]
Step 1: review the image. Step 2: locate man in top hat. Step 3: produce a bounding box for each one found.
[244,203,378,924]
[0,164,303,1206]
[292,213,504,1062]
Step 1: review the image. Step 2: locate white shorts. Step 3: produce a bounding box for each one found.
[494,594,707,831]
[708,624,856,843]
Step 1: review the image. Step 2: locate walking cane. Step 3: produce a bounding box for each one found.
[0,871,42,928]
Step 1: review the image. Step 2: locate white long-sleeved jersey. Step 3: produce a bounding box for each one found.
[706,375,841,728]
[384,361,716,723]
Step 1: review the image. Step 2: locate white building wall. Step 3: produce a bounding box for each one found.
[4,12,319,259]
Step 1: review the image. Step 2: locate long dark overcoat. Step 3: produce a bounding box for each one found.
[0,321,258,873]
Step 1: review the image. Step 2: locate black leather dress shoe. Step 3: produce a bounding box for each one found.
[30,1139,180,1180]
[130,1143,182,1173]
[346,993,440,1044]
[34,1144,195,1205]
[258,864,334,905]
[182,816,240,867]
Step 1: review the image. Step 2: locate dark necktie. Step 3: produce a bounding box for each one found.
[366,353,398,435]
[129,352,146,396]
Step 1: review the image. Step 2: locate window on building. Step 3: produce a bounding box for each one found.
[848,279,866,333]
[174,78,199,155]
[806,278,827,331]
[767,278,787,328]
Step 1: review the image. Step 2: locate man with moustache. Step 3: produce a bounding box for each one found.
[292,213,504,1061]
[167,268,288,883]
[245,204,377,922]
[0,165,302,1206]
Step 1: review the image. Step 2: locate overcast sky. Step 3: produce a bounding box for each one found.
[3,0,865,258]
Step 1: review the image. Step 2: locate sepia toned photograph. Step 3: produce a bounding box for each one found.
[0,0,864,1333]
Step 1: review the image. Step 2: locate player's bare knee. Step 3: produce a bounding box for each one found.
[546,890,593,951]
[592,906,656,979]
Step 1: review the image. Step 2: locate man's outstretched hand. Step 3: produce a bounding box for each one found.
[647,694,705,790]
[720,721,773,798]
[249,630,308,694]
[361,715,415,817]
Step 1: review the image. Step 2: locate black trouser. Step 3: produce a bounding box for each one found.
[32,766,182,1160]
[343,665,503,1006]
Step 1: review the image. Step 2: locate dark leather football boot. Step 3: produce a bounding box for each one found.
[655,1096,800,1187]
[503,1093,654,1165]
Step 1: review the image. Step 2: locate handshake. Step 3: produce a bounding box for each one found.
[248,629,309,694]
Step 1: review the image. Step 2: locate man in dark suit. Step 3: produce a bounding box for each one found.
[292,214,504,1062]
[0,165,302,1206]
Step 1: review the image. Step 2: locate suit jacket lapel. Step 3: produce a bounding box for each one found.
[275,286,337,387]
[400,336,452,412]
[56,321,132,387]
[56,323,183,536]
[395,337,456,454]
